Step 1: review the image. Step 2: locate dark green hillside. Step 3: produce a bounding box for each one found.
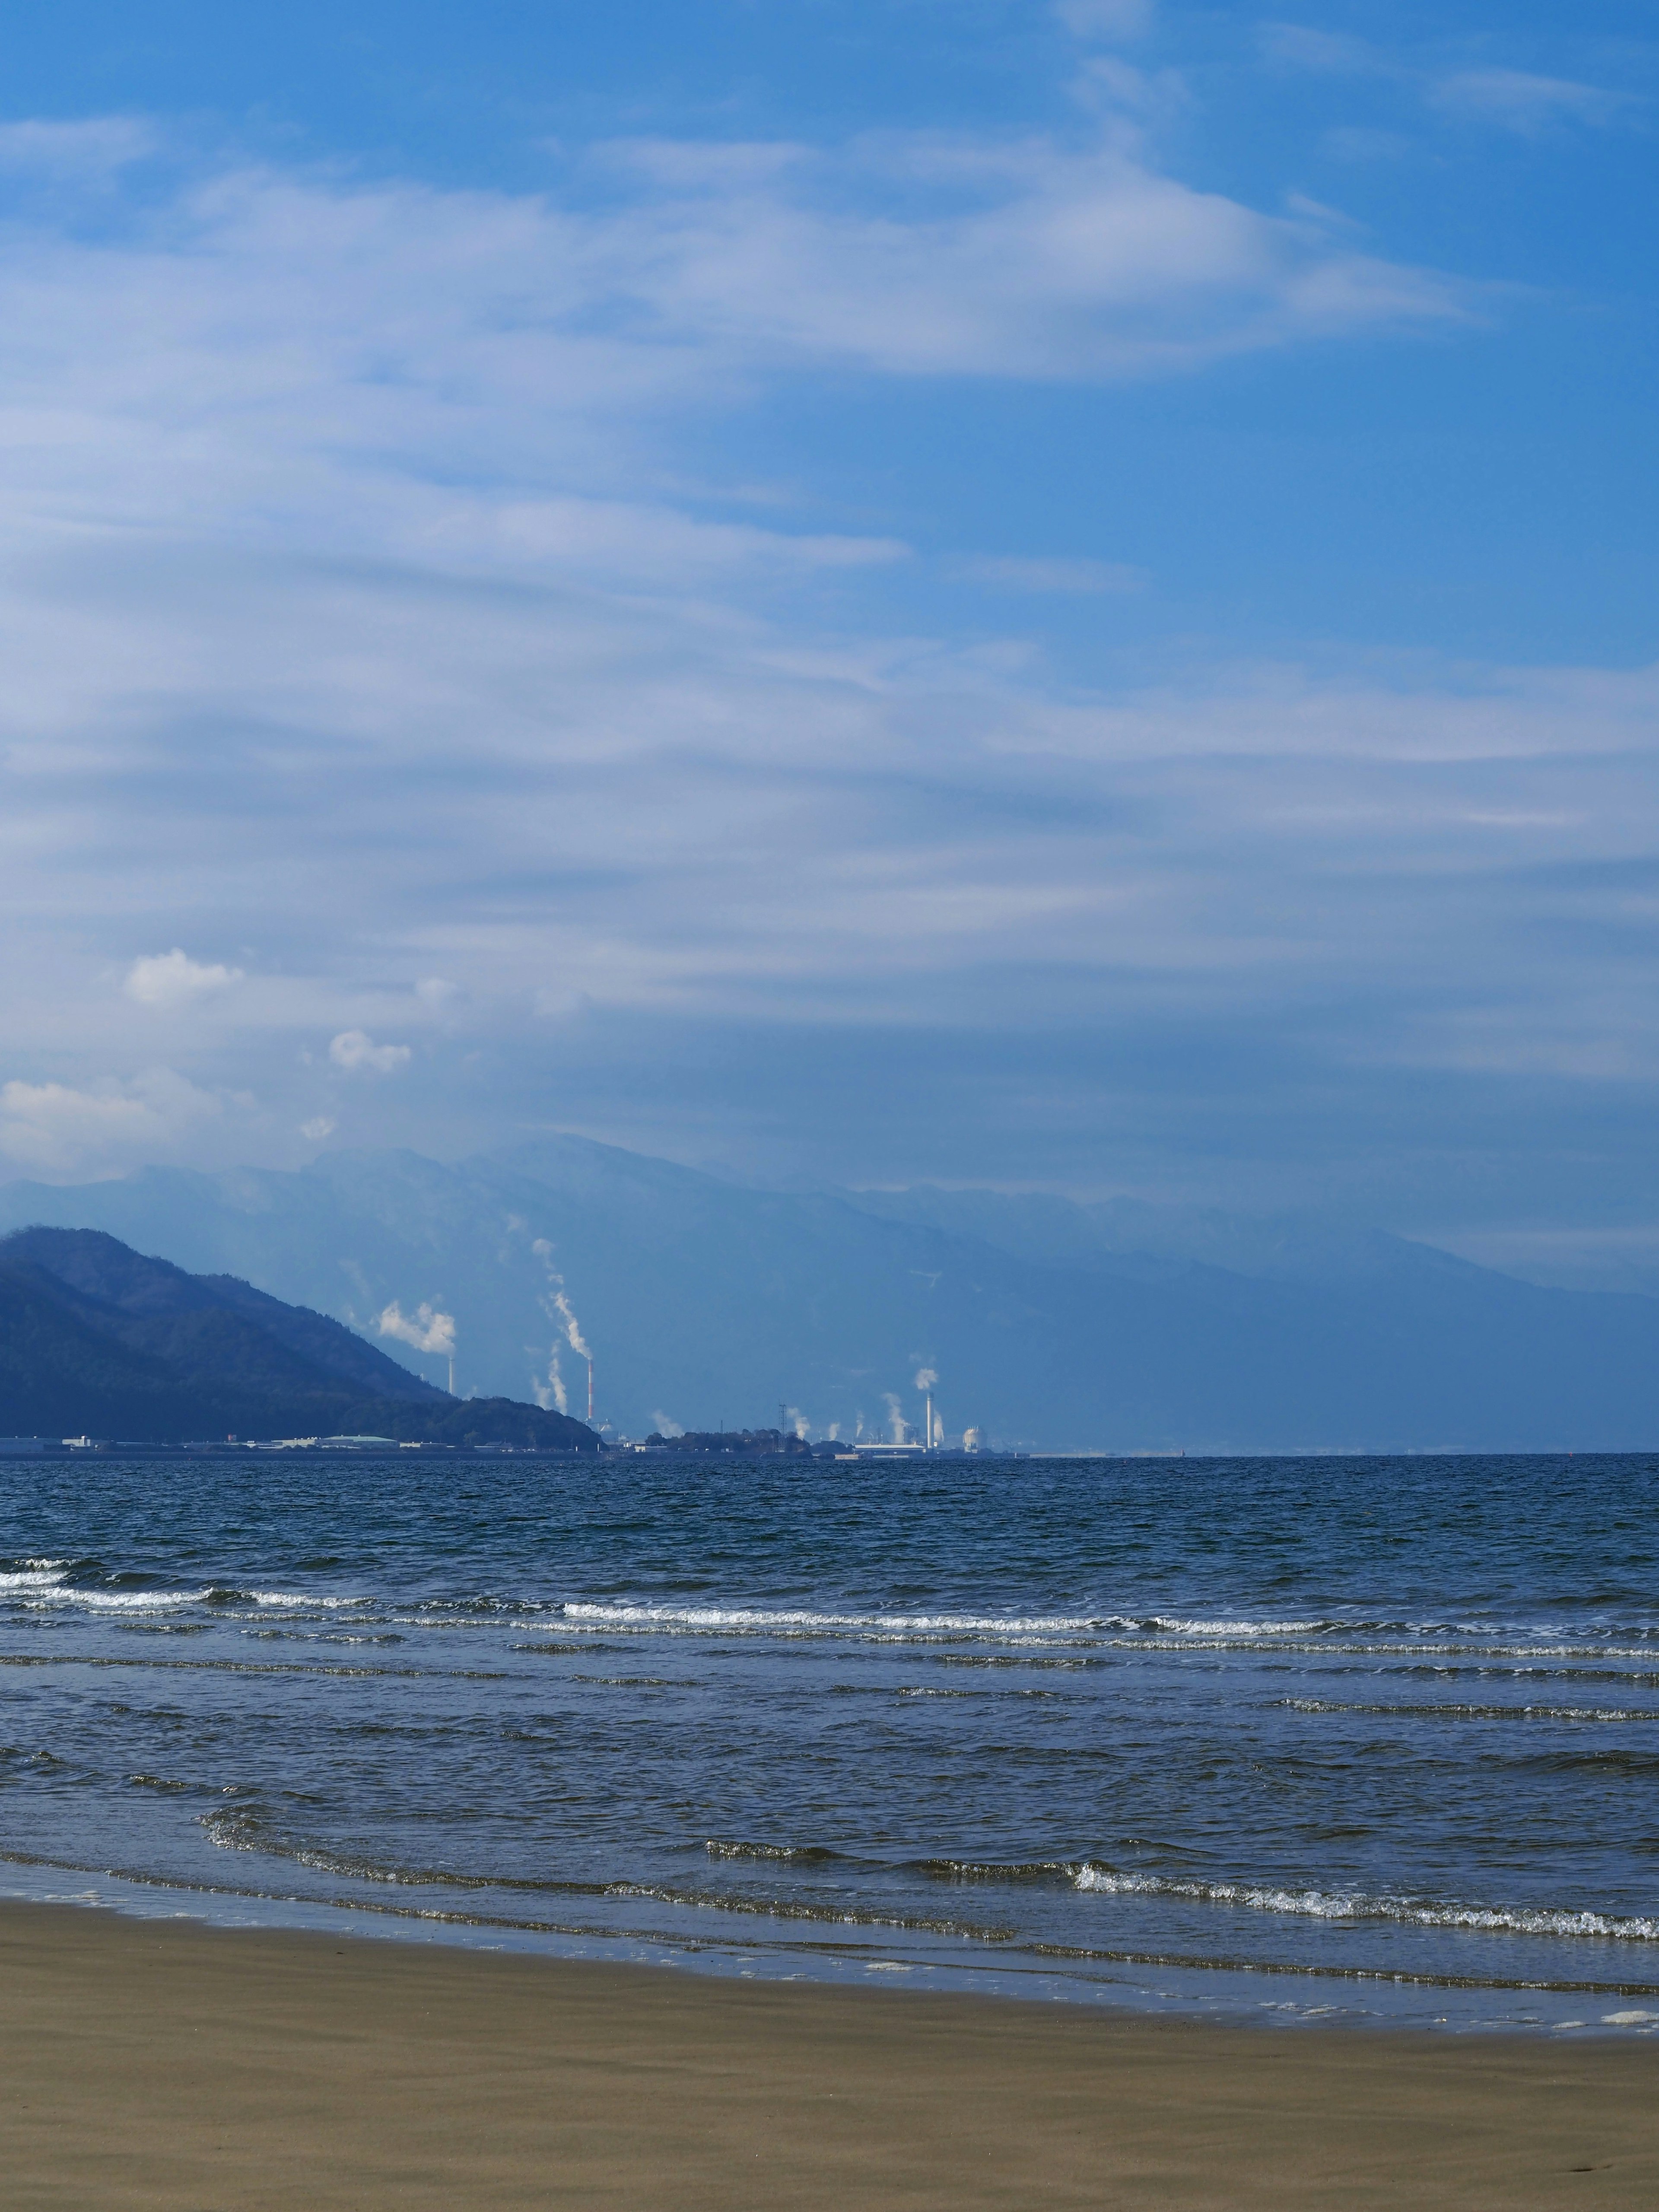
[0,1229,597,1449]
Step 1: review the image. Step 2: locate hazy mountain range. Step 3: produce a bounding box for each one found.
[1,1138,1655,1452]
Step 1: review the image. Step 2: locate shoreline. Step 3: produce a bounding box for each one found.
[4,1898,1658,2209]
[7,1856,1659,2036]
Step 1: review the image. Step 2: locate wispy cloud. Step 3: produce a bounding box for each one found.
[1258,23,1383,78]
[0,116,157,176]
[1055,0,1155,41]
[1427,70,1639,134]
[0,114,1641,1196]
[961,555,1144,594]
[1262,24,1638,138]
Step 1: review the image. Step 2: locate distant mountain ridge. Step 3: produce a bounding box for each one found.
[1,1143,1657,1450]
[0,1227,597,1449]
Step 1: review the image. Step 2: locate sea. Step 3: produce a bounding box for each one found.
[3,1450,1659,2036]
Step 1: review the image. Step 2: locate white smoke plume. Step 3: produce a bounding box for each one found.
[653,1411,685,1437]
[532,1237,591,1359]
[914,1366,938,1391]
[883,1390,906,1443]
[531,1345,568,1415]
[551,1290,589,1360]
[377,1300,455,1357]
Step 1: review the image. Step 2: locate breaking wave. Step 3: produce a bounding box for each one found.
[922,1857,1659,1942]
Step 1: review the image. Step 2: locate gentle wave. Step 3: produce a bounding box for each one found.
[1284,1698,1658,1723]
[913,1856,1659,1940]
[1068,1865,1659,1941]
[198,1814,1000,1939]
[705,1839,851,1866]
[47,1588,216,1611]
[560,1601,1104,1637]
[10,1563,1659,1658]
[250,1592,372,1609]
[1079,1875,1659,1946]
[0,1576,371,1615]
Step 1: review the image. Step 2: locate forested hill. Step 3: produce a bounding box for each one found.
[0,1228,597,1449]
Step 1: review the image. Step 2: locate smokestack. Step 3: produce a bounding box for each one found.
[912,1367,939,1449]
[587,1356,594,1424]
[448,1354,456,1398]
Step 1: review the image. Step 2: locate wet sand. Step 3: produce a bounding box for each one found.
[3,1901,1656,2209]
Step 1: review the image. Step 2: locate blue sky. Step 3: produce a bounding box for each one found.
[0,2,1655,1276]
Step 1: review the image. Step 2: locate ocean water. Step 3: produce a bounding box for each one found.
[3,1451,1659,2034]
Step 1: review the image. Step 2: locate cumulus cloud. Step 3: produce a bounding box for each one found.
[377,1300,456,1356]
[124,949,244,1008]
[299,1115,335,1141]
[328,1031,411,1075]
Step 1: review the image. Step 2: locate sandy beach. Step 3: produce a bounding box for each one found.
[1,1902,1655,2210]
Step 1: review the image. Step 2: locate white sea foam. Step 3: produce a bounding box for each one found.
[1071,1865,1659,1940]
[559,1601,1103,1638]
[1140,1616,1326,1637]
[556,1601,1655,1653]
[555,1600,1354,1642]
[51,1588,215,1611]
[1284,1697,1655,1723]
[249,1592,369,1609]
[0,1567,69,1593]
[0,1572,368,1614]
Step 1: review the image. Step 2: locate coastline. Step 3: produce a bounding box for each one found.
[4,1898,1656,2209]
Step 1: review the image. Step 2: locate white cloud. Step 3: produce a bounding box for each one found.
[123,948,244,1008]
[578,135,1462,381]
[377,1300,455,1356]
[0,112,1640,1205]
[328,1031,411,1075]
[1259,24,1384,77]
[1262,28,1635,136]
[299,1115,335,1141]
[3,502,1657,1077]
[1428,70,1635,133]
[0,1067,224,1176]
[963,555,1144,594]
[1055,0,1154,43]
[0,124,1466,598]
[0,117,157,176]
